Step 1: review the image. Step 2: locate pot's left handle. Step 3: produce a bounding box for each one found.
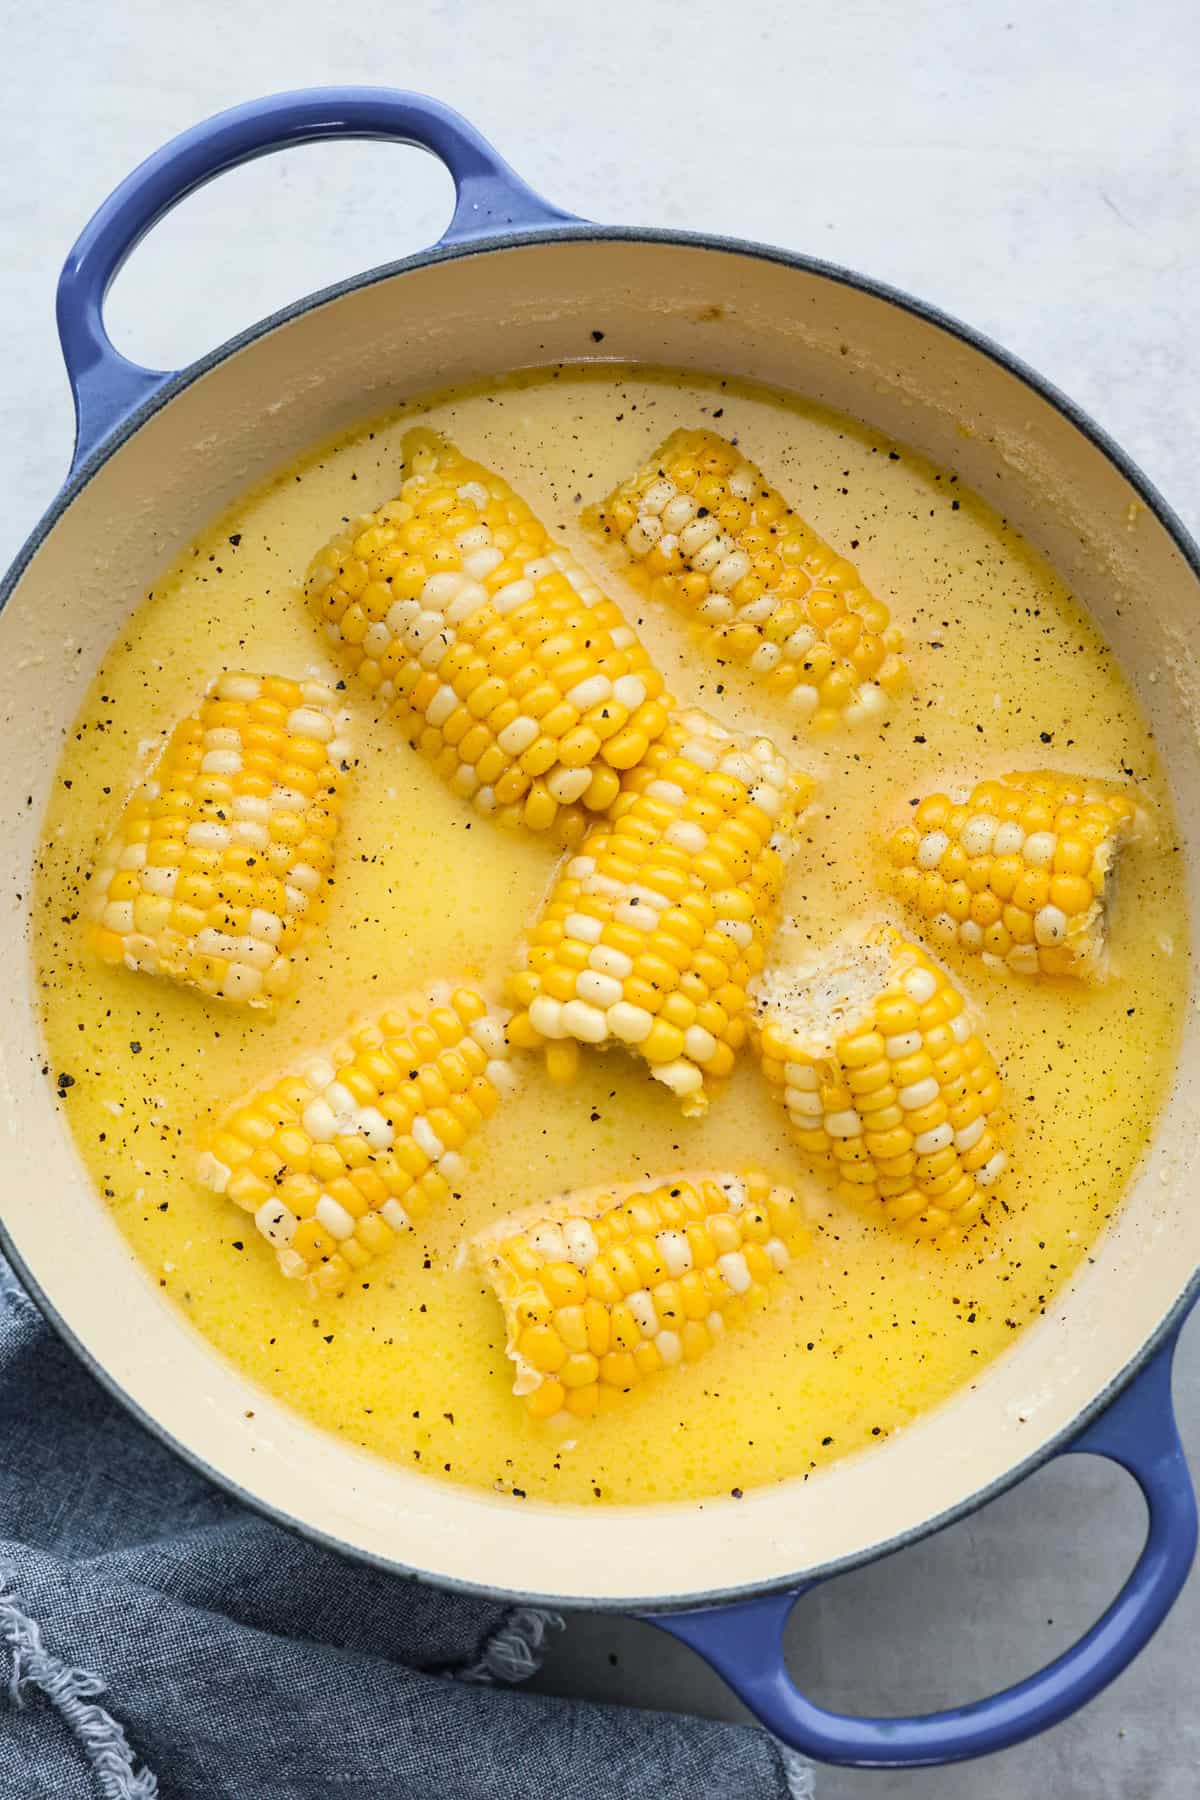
[648,1324,1196,1768]
[56,85,579,475]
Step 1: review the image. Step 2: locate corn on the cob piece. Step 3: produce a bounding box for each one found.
[87,673,349,1006]
[507,709,813,1114]
[307,429,670,840]
[882,772,1146,979]
[474,1169,807,1421]
[197,984,516,1294]
[753,924,1005,1243]
[585,428,906,731]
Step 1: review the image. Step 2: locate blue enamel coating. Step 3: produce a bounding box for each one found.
[39,89,1200,1767]
[651,1325,1196,1766]
[54,86,577,474]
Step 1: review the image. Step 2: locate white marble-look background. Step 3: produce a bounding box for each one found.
[1,2,1196,1794]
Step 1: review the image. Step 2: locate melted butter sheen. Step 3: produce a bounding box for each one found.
[33,367,1187,1506]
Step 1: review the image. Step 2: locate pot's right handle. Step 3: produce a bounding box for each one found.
[55,86,579,476]
[651,1324,1196,1768]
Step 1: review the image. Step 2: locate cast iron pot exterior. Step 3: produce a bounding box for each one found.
[1,90,1198,1767]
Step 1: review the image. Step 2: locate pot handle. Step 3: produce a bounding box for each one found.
[55,86,577,475]
[648,1323,1196,1768]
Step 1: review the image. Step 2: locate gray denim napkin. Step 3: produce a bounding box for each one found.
[0,1262,813,1799]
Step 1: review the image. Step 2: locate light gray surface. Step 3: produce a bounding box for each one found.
[1,2,1197,1794]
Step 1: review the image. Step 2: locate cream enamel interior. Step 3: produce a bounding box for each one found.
[3,237,1198,1604]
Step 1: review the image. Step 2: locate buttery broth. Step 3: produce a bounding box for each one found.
[33,366,1187,1505]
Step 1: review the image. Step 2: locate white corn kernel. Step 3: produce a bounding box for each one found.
[607,1002,654,1043]
[1034,904,1067,945]
[916,831,949,871]
[469,1017,507,1056]
[255,1200,296,1247]
[575,970,623,1009]
[483,1060,517,1099]
[530,1223,568,1261]
[1023,832,1057,868]
[302,1098,338,1142]
[561,999,608,1043]
[316,1196,356,1241]
[955,1116,986,1152]
[497,715,539,756]
[612,675,647,709]
[412,1117,445,1160]
[547,767,592,805]
[656,1230,692,1277]
[717,1251,752,1295]
[287,706,334,742]
[563,1221,599,1267]
[589,945,632,979]
[196,1152,230,1194]
[691,536,732,576]
[425,685,458,729]
[679,516,720,556]
[216,674,261,701]
[627,1290,659,1336]
[960,815,997,856]
[463,546,504,581]
[639,480,676,515]
[529,995,566,1039]
[567,675,612,711]
[709,550,751,593]
[492,578,535,614]
[625,520,661,557]
[786,1090,824,1117]
[665,820,708,854]
[661,495,696,531]
[654,1060,703,1098]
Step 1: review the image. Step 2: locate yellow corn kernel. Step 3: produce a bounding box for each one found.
[473,1170,808,1420]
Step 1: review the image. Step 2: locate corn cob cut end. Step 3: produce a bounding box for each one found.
[305,429,669,838]
[586,428,907,732]
[753,923,1005,1245]
[507,708,813,1115]
[473,1169,808,1422]
[197,983,516,1294]
[882,771,1148,980]
[88,672,350,1008]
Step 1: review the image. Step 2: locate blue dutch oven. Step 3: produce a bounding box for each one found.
[2,88,1198,1771]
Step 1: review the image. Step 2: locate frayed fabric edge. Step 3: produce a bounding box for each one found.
[454,1606,565,1685]
[0,1257,39,1320]
[0,1569,158,1799]
[779,1745,817,1799]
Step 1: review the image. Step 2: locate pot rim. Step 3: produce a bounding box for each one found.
[3,221,1198,1612]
